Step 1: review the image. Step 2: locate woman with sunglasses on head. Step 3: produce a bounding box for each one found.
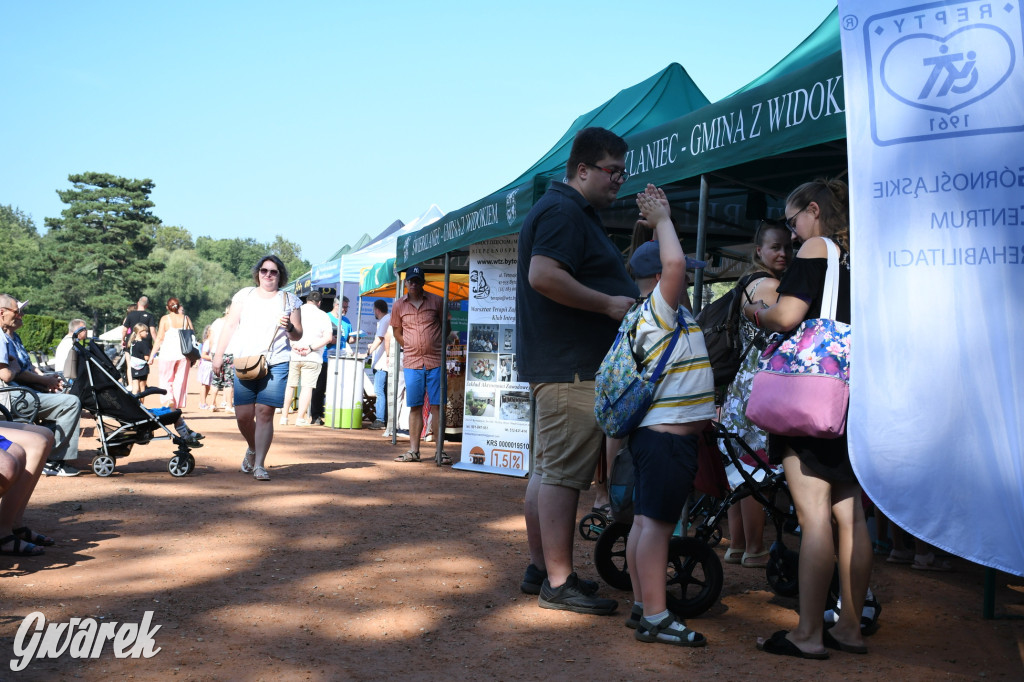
[213,255,302,482]
[719,219,793,570]
[745,179,870,659]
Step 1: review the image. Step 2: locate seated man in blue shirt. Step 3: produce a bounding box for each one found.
[0,295,84,477]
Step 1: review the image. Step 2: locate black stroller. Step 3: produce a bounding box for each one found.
[593,422,801,618]
[67,338,200,477]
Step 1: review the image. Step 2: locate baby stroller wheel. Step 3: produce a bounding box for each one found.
[594,522,632,591]
[665,536,724,618]
[91,454,116,477]
[168,454,195,477]
[578,512,608,541]
[765,542,801,598]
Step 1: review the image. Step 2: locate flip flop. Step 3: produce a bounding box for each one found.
[742,550,771,568]
[13,526,55,547]
[823,627,868,654]
[757,630,829,660]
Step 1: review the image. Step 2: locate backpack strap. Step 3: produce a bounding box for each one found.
[645,311,685,384]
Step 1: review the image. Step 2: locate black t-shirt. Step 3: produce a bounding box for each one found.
[124,309,157,331]
[515,182,638,383]
[775,249,851,324]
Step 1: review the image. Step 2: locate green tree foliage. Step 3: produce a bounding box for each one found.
[0,205,45,298]
[147,247,238,333]
[18,314,65,353]
[155,224,195,251]
[268,235,311,282]
[42,173,164,331]
[195,236,268,280]
[195,235,310,283]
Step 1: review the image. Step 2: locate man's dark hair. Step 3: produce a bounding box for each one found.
[307,291,323,304]
[373,299,388,314]
[342,296,349,304]
[566,127,628,179]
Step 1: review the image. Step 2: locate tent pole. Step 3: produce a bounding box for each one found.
[391,275,403,446]
[693,175,710,314]
[329,288,342,430]
[351,297,365,429]
[437,253,451,465]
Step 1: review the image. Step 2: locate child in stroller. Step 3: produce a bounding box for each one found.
[67,336,202,477]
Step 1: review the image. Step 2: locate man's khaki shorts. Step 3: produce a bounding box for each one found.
[531,376,603,490]
[286,360,323,388]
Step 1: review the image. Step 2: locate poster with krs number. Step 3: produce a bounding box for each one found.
[454,235,529,477]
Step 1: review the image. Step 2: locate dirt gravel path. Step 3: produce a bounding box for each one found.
[1,380,1022,681]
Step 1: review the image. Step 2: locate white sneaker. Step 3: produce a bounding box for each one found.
[279,416,288,425]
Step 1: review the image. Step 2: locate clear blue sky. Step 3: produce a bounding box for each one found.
[1,1,837,268]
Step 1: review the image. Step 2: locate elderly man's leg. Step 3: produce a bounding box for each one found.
[36,393,81,476]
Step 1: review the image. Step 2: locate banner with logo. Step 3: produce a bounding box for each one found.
[839,0,1024,575]
[454,235,529,477]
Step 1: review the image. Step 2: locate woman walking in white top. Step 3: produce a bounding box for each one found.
[213,255,302,481]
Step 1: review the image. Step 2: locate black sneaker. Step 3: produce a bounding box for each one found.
[538,572,618,615]
[369,420,386,430]
[520,564,599,596]
[43,462,81,477]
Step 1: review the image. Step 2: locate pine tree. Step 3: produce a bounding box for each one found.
[43,172,164,331]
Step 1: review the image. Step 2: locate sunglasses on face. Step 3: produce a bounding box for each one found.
[259,268,279,277]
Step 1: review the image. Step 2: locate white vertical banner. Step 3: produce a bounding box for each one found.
[839,0,1024,575]
[454,235,529,477]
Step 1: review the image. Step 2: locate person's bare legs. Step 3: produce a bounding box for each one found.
[762,452,832,656]
[627,514,674,614]
[828,480,871,649]
[593,436,620,511]
[525,473,544,570]
[296,385,315,422]
[537,482,581,587]
[408,403,424,455]
[235,404,256,452]
[251,404,276,469]
[280,386,296,422]
[0,422,54,535]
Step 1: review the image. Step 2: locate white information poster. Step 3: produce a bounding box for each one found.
[454,235,530,477]
[839,0,1024,575]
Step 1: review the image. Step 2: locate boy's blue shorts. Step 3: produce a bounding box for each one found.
[628,428,700,524]
[403,367,441,407]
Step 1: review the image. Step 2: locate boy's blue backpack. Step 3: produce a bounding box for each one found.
[594,301,684,438]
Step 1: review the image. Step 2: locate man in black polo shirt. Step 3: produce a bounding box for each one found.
[515,127,639,615]
[121,296,157,349]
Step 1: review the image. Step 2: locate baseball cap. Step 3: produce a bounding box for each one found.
[406,266,425,282]
[628,242,707,278]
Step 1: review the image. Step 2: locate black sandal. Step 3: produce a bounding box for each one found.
[13,526,55,546]
[0,534,45,556]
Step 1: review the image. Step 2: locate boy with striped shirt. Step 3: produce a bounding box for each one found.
[624,186,716,647]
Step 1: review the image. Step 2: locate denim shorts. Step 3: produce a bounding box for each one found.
[629,428,700,523]
[234,361,288,408]
[403,367,441,407]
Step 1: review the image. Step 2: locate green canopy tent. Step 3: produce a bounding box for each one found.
[395,62,711,271]
[603,8,846,295]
